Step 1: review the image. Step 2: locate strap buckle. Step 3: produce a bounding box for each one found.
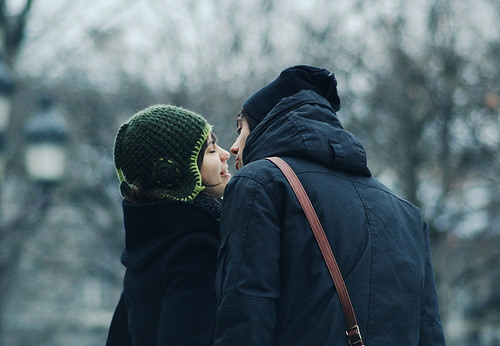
[346,325,363,345]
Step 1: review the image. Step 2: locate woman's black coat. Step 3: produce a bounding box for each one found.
[107,198,220,345]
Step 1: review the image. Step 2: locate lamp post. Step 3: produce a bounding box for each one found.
[0,98,67,344]
[24,97,68,189]
[0,62,15,182]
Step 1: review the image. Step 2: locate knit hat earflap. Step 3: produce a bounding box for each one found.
[243,65,341,124]
[113,104,211,201]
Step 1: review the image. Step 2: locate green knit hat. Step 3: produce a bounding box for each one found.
[113,104,211,201]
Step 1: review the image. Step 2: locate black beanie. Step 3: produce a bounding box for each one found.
[243,65,341,124]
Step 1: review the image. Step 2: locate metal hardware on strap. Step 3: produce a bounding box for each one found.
[346,325,364,345]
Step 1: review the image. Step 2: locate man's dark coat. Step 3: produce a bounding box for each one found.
[214,90,445,345]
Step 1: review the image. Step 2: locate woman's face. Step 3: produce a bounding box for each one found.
[200,133,231,198]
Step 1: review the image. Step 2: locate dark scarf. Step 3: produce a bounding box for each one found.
[193,193,222,221]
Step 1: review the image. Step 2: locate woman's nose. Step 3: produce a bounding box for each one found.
[221,148,230,161]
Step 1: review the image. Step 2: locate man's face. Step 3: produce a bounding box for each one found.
[230,116,250,170]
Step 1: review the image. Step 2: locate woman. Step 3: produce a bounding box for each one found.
[106,104,230,345]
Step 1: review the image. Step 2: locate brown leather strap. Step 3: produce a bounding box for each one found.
[266,157,364,346]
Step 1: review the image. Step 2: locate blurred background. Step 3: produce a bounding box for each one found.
[0,0,498,345]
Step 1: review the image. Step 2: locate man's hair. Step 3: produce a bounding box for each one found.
[237,108,257,132]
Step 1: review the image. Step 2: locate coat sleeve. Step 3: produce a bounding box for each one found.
[214,176,281,345]
[157,232,219,346]
[106,292,132,346]
[418,223,446,345]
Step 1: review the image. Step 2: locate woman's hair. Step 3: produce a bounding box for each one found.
[123,134,212,203]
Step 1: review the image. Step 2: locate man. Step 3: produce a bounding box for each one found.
[214,65,445,345]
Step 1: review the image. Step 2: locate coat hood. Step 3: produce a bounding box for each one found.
[242,90,371,177]
[120,199,219,268]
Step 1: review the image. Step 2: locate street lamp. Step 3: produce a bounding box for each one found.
[0,62,15,181]
[24,97,68,185]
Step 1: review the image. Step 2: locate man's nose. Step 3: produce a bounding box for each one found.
[230,142,238,156]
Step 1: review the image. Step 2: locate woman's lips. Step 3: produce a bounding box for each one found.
[220,168,231,178]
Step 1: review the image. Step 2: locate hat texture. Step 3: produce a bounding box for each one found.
[114,104,211,201]
[243,65,341,123]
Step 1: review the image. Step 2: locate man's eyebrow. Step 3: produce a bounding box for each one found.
[236,118,241,127]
